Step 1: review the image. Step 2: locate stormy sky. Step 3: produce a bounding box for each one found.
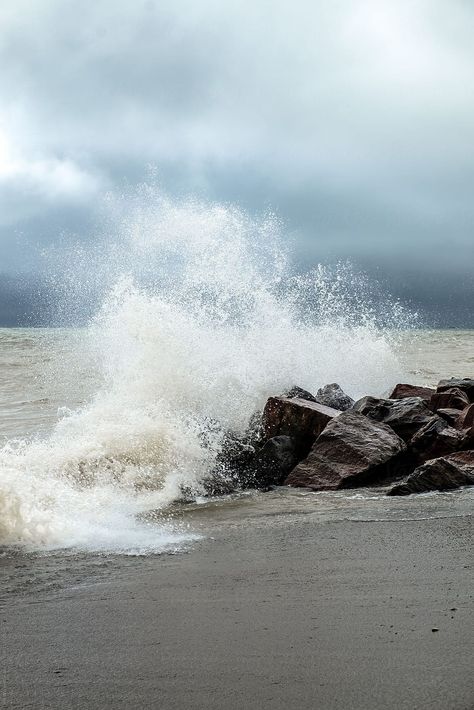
[1,0,473,326]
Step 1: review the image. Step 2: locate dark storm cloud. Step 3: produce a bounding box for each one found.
[0,0,473,324]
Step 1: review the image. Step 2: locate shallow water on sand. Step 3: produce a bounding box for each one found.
[1,484,472,601]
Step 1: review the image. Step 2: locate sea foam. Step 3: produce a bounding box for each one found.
[0,188,414,552]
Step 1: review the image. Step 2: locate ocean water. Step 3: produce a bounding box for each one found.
[1,328,473,444]
[0,193,472,555]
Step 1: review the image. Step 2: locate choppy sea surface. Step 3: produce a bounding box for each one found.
[0,326,472,557]
[1,327,473,442]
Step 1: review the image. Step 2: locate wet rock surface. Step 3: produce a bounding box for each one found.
[436,408,463,427]
[436,378,474,400]
[388,451,474,495]
[252,435,299,488]
[314,383,354,411]
[409,417,466,463]
[263,396,340,458]
[352,396,433,441]
[282,386,318,402]
[214,377,474,496]
[430,388,470,411]
[457,403,474,435]
[389,383,435,403]
[285,411,407,491]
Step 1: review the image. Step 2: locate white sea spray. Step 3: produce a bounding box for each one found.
[0,188,415,552]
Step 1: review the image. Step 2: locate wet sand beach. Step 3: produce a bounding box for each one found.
[1,488,473,710]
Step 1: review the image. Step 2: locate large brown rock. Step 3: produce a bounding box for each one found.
[284,411,407,491]
[389,383,435,403]
[352,396,433,441]
[409,416,466,463]
[436,378,474,401]
[387,451,474,496]
[430,388,470,412]
[263,396,340,458]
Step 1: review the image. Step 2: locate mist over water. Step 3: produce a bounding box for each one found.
[0,188,416,553]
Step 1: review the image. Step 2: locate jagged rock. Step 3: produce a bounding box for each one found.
[253,435,299,488]
[436,378,474,401]
[437,408,463,427]
[314,383,354,411]
[430,387,470,412]
[285,411,408,491]
[283,386,318,402]
[387,451,474,495]
[263,396,340,458]
[352,396,433,442]
[458,403,474,432]
[210,433,299,492]
[389,383,435,403]
[438,403,474,437]
[409,416,466,463]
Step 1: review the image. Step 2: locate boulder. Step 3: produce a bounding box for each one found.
[212,430,259,492]
[210,430,298,491]
[352,396,433,442]
[284,411,407,491]
[436,378,474,401]
[263,396,340,458]
[430,387,470,412]
[409,416,466,463]
[283,386,318,402]
[387,451,474,496]
[314,383,354,411]
[389,383,435,403]
[252,435,299,488]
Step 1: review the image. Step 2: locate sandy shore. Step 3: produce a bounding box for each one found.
[1,490,473,710]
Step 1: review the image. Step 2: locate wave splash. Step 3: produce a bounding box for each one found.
[0,189,414,552]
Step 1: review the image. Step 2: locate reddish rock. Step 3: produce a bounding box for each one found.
[458,403,474,432]
[430,404,474,440]
[263,396,340,458]
[388,451,474,495]
[430,387,470,412]
[284,411,407,491]
[409,416,466,463]
[389,383,435,403]
[352,396,433,441]
[436,378,474,401]
[437,408,463,428]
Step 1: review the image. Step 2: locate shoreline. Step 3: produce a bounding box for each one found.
[1,489,473,710]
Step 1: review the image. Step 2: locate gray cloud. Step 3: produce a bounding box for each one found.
[0,0,473,324]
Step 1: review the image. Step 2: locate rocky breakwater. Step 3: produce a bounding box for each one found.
[216,378,474,496]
